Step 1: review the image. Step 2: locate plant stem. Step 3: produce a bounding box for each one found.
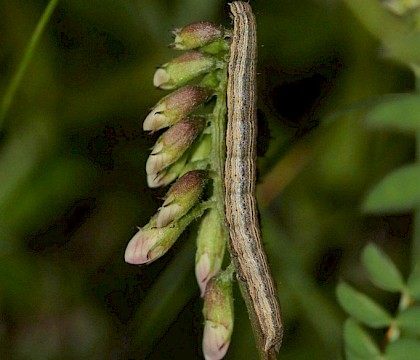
[211,68,229,243]
[0,0,59,128]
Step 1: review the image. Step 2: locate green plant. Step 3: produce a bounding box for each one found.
[336,1,420,359]
[337,243,420,359]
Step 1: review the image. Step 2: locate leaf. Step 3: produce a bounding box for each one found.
[344,318,382,359]
[407,267,420,301]
[385,338,420,360]
[396,307,420,336]
[336,282,393,328]
[364,94,420,133]
[362,243,405,292]
[362,164,420,213]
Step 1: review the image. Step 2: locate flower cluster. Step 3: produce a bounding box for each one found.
[124,21,234,359]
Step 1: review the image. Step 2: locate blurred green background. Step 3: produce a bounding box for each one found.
[0,0,415,359]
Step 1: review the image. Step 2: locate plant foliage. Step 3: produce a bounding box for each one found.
[337,244,420,359]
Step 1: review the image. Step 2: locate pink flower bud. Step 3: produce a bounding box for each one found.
[154,52,220,90]
[143,86,212,131]
[124,225,180,265]
[156,170,208,227]
[125,171,208,265]
[172,22,225,50]
[146,158,187,188]
[146,116,206,182]
[202,270,234,360]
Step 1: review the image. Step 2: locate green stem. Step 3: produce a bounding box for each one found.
[211,68,229,243]
[0,0,59,128]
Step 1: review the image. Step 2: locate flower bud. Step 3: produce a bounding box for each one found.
[147,155,187,188]
[172,22,225,50]
[195,209,225,296]
[154,52,220,90]
[156,170,208,227]
[146,116,206,178]
[124,220,184,265]
[143,86,212,131]
[202,269,234,360]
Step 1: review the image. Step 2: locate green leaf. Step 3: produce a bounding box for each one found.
[385,338,420,360]
[362,243,405,292]
[396,307,420,336]
[344,318,382,359]
[407,267,420,301]
[336,282,393,328]
[362,164,420,213]
[364,94,420,133]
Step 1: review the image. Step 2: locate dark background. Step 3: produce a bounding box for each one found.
[0,0,414,359]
